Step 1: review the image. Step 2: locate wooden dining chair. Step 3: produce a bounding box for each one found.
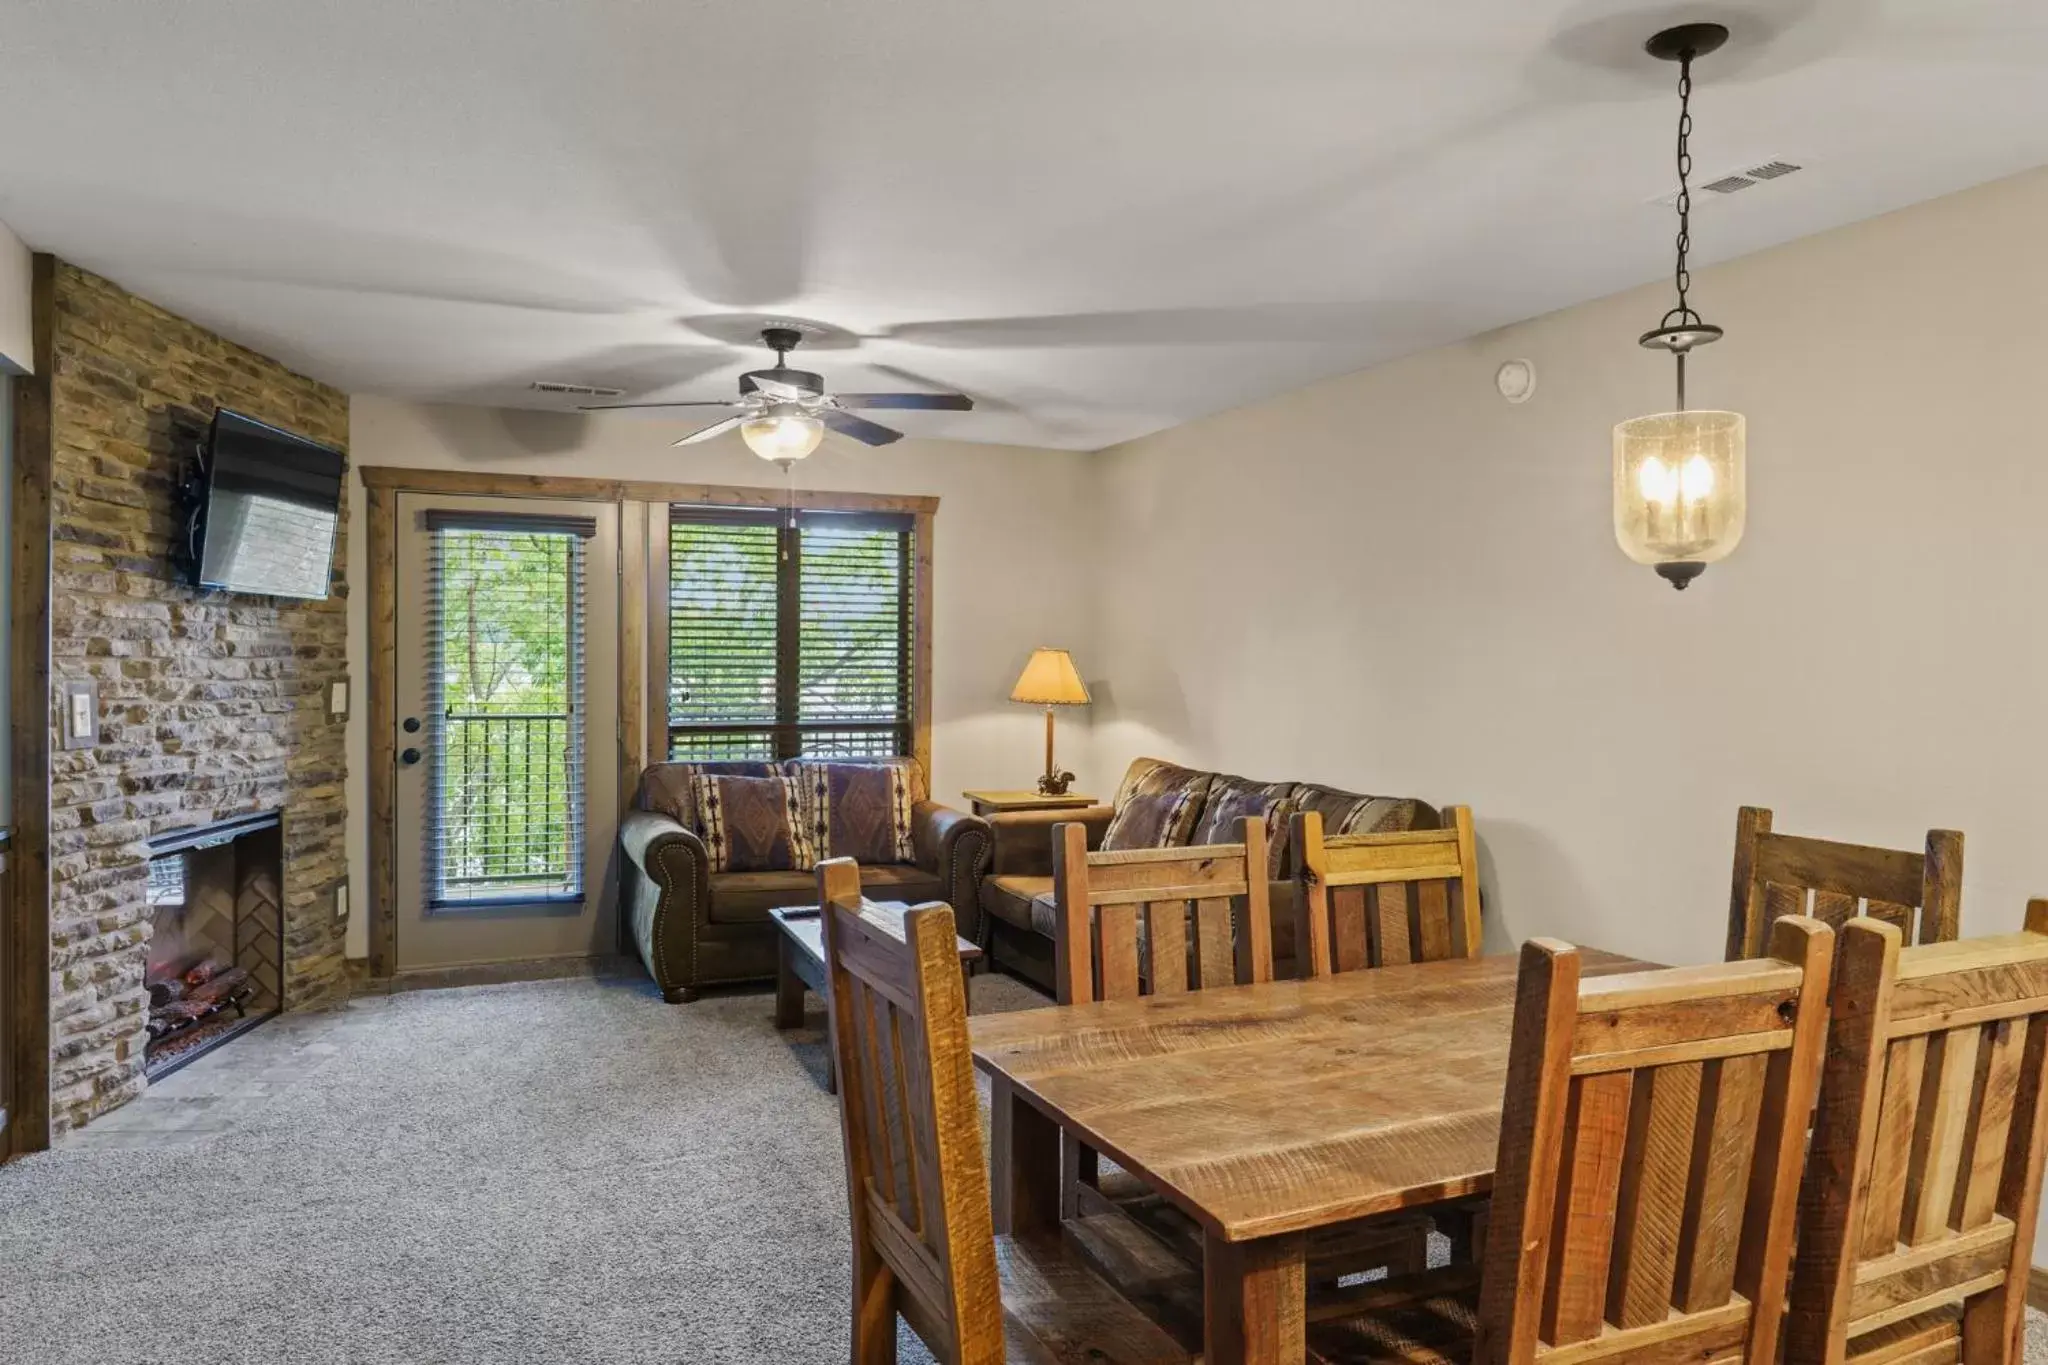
[1726,805,1962,961]
[1785,903,2048,1365]
[1050,816,1436,1286]
[1291,806,1482,978]
[1048,817,1270,1215]
[1049,815,1274,1005]
[817,858,1188,1365]
[1303,917,1836,1365]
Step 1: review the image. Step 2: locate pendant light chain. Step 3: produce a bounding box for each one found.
[1668,52,1699,332]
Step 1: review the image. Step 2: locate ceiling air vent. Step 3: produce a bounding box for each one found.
[528,380,625,398]
[1654,160,1803,206]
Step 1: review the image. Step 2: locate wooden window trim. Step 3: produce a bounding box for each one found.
[361,466,935,980]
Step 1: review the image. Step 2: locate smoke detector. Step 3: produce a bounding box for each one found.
[1653,159,1803,207]
[528,380,625,398]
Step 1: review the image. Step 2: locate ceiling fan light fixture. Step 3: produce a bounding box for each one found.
[740,404,825,462]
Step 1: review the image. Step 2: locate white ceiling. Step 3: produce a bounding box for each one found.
[3,0,2045,450]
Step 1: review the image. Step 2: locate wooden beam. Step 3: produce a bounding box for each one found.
[355,465,939,516]
[912,507,934,783]
[364,481,398,979]
[617,497,647,818]
[6,254,54,1157]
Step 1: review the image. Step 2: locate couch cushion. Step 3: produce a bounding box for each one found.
[708,864,947,925]
[1292,785,1429,837]
[1101,758,1212,851]
[692,773,814,874]
[791,758,919,865]
[637,760,781,830]
[983,875,1055,934]
[1189,774,1298,876]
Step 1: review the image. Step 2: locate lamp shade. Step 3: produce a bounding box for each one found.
[1612,409,1747,572]
[1010,648,1089,706]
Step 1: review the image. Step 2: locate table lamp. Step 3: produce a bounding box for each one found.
[1009,648,1090,796]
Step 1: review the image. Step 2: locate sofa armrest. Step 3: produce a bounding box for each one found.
[912,801,994,943]
[987,804,1115,878]
[619,810,711,1001]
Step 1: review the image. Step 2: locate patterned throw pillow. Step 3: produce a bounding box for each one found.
[638,760,781,831]
[689,774,815,873]
[791,760,918,866]
[1101,759,1212,851]
[1189,776,1299,876]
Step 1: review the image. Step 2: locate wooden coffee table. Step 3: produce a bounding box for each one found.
[769,902,983,1093]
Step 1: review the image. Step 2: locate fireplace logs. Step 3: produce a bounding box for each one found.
[145,957,255,1041]
[143,813,285,1080]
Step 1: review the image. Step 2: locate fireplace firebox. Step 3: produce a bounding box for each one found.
[144,812,285,1080]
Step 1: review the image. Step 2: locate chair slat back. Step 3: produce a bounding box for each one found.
[819,858,1004,1364]
[1290,806,1481,978]
[1475,917,1835,1365]
[1051,818,1273,1005]
[1727,805,1962,961]
[1786,903,2048,1365]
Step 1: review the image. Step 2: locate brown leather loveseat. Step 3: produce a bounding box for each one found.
[619,757,991,1001]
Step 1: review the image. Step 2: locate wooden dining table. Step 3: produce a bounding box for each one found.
[969,948,1652,1364]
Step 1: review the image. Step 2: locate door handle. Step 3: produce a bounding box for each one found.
[401,747,422,766]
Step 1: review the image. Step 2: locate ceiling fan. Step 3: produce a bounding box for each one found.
[580,326,973,461]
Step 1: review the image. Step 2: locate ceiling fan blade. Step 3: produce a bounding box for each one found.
[579,399,742,411]
[832,392,974,412]
[822,409,903,447]
[673,416,744,447]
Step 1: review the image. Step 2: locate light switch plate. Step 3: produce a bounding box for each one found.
[334,881,349,923]
[329,680,349,718]
[61,680,98,750]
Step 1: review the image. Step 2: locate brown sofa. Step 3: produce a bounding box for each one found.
[618,758,991,1001]
[978,757,1439,990]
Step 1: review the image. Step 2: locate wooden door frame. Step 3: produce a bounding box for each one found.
[359,466,938,980]
[5,254,55,1158]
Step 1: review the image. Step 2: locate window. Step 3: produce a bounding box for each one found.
[423,514,593,907]
[667,507,914,761]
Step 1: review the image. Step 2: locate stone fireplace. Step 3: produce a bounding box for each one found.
[42,262,351,1135]
[143,815,285,1080]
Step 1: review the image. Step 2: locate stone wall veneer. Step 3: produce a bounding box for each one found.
[45,264,349,1134]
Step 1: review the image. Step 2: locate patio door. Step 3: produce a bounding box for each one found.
[391,494,619,972]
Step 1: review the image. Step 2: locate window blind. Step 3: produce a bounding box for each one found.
[667,512,782,760]
[668,506,914,761]
[798,514,910,758]
[424,518,591,909]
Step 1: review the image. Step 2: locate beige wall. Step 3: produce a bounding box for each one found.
[342,396,1097,958]
[1090,165,2048,970]
[0,219,33,373]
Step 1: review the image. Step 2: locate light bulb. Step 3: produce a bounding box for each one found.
[1680,454,1715,501]
[740,405,825,462]
[1637,456,1677,507]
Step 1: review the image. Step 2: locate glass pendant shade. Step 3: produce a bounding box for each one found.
[1612,408,1746,576]
[740,406,825,462]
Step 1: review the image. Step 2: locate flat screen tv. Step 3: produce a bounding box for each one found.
[192,409,345,600]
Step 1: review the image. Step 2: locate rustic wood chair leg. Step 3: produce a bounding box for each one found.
[1060,1132,1100,1219]
[852,1247,898,1365]
[1961,1285,2019,1365]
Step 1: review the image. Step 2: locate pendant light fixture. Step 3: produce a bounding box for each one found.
[1614,22,1746,591]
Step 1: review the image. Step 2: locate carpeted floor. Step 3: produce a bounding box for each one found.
[3,973,2044,1364]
